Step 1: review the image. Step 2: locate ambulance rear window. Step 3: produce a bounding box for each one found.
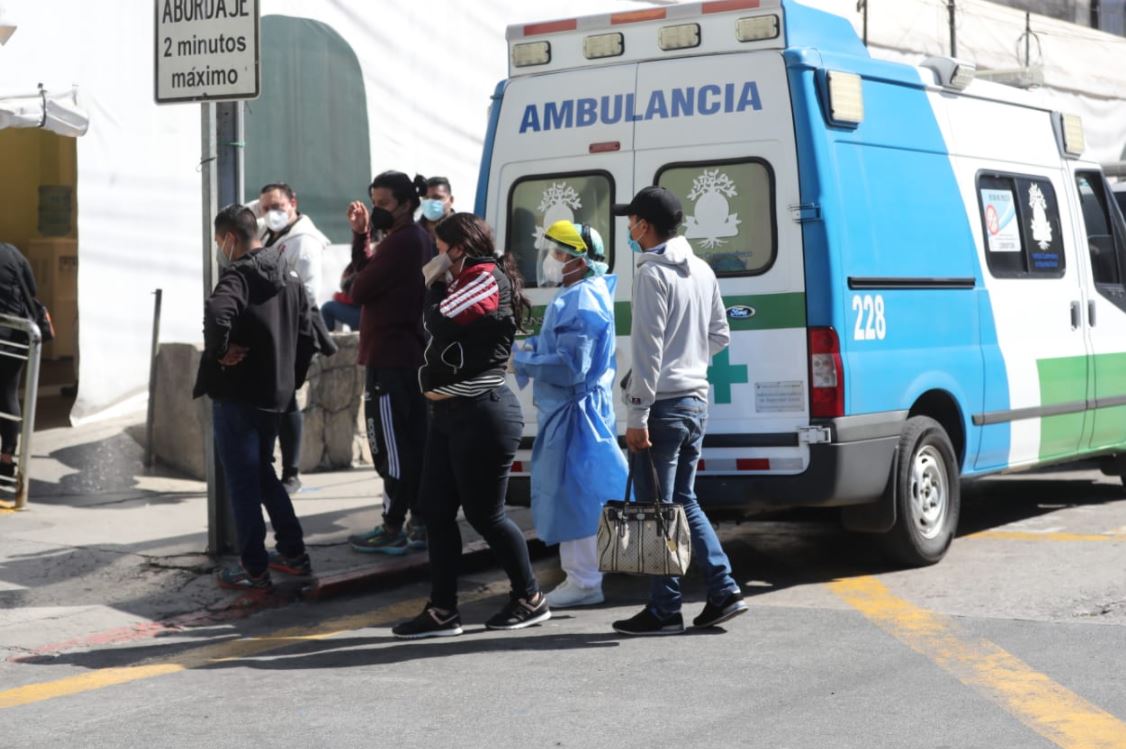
[506,172,615,288]
[656,158,776,277]
[977,173,1065,279]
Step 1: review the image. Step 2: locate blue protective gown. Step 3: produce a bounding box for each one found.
[513,275,628,545]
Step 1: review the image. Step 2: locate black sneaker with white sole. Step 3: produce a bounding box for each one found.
[612,608,685,636]
[392,604,463,640]
[692,592,749,629]
[484,593,551,631]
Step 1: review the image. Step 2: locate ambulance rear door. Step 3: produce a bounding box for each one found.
[631,51,809,477]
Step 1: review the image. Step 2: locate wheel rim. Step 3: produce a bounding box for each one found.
[909,445,948,541]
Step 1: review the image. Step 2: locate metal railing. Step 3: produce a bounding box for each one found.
[0,313,43,510]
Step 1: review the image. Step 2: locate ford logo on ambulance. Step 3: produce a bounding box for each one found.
[727,305,755,320]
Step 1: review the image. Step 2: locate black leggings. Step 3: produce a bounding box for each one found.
[0,356,22,455]
[422,385,537,611]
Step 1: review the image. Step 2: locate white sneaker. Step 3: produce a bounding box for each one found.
[545,578,604,608]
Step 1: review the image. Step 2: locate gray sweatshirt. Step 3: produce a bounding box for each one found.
[624,235,730,429]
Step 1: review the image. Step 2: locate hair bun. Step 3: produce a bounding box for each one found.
[413,174,428,197]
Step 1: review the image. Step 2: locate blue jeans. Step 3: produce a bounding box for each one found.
[213,400,306,576]
[634,395,739,617]
[320,300,361,331]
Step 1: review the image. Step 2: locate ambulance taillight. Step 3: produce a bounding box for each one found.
[809,327,844,418]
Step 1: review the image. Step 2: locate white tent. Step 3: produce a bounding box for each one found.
[0,0,1123,422]
[0,86,89,137]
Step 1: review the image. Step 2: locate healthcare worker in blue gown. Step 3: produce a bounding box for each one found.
[514,220,628,608]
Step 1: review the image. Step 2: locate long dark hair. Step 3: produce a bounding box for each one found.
[435,213,532,330]
[369,171,428,211]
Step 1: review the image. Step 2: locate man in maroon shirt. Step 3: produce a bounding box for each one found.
[345,171,434,554]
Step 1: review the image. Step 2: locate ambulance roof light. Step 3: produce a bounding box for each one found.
[735,15,779,42]
[512,41,551,68]
[922,56,976,91]
[584,32,624,60]
[826,70,864,126]
[1059,113,1085,157]
[658,23,701,51]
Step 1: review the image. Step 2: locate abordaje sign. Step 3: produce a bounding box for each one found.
[155,0,260,103]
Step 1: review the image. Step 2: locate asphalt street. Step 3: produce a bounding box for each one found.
[3,465,1126,749]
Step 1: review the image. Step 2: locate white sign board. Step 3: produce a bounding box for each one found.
[155,0,259,104]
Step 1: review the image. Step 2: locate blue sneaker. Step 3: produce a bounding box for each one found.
[216,565,272,592]
[349,525,409,555]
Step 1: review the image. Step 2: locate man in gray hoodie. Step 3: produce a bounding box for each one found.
[611,186,747,636]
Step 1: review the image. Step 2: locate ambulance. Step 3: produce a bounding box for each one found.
[475,0,1126,565]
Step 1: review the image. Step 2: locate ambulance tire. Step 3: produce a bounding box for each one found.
[880,416,960,567]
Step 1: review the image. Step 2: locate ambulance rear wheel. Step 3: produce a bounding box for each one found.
[881,416,960,567]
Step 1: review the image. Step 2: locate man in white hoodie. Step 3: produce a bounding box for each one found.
[260,182,330,494]
[610,186,748,636]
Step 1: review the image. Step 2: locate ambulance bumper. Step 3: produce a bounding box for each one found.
[696,411,908,510]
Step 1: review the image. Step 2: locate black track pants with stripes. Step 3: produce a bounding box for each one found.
[364,367,427,529]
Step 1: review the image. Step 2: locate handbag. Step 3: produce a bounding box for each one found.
[597,452,692,576]
[11,250,54,343]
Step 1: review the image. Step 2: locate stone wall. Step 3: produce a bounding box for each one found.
[296,333,372,473]
[151,333,370,481]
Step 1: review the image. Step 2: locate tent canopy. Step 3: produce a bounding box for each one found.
[0,85,88,137]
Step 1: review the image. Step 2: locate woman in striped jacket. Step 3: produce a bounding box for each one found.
[393,213,550,639]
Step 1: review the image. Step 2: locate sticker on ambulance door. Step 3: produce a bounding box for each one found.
[755,381,804,413]
[980,188,1020,253]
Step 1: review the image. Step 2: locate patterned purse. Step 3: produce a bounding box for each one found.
[597,452,691,576]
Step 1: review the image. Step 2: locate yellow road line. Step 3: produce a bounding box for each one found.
[829,577,1126,749]
[0,592,479,709]
[966,530,1126,543]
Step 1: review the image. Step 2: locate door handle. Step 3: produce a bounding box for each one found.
[1070,300,1081,330]
[1089,300,1097,327]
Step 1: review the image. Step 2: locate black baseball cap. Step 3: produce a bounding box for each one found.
[612,186,683,234]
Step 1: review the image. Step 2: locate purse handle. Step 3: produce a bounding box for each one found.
[623,450,665,508]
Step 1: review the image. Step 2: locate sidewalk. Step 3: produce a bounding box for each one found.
[0,404,534,661]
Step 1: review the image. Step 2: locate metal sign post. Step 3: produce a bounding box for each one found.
[156,0,259,556]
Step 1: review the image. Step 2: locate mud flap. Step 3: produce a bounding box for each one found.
[841,446,899,533]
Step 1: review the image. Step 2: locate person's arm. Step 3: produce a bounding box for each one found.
[423,268,499,341]
[513,295,600,388]
[294,286,317,387]
[708,277,731,356]
[202,270,249,360]
[626,268,669,430]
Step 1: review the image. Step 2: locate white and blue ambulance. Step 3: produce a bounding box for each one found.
[475,0,1126,565]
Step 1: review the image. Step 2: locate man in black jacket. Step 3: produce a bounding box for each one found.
[193,204,316,591]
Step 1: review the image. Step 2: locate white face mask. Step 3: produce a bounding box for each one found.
[215,236,235,269]
[541,253,567,286]
[265,209,290,233]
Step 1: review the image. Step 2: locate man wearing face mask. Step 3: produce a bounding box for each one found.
[417,176,454,246]
[609,186,747,636]
[193,204,317,591]
[344,171,431,554]
[259,182,332,494]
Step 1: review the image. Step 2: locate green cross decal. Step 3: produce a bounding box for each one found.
[707,350,748,404]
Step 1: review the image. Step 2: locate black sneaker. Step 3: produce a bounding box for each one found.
[268,550,312,576]
[215,565,273,592]
[392,604,463,640]
[0,462,14,479]
[612,608,685,636]
[282,474,302,495]
[693,592,749,629]
[484,593,552,631]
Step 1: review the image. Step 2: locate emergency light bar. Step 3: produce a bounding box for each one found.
[658,23,701,51]
[922,56,976,91]
[735,15,779,42]
[506,0,784,76]
[584,32,624,59]
[1059,113,1085,157]
[512,41,551,68]
[826,70,863,126]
